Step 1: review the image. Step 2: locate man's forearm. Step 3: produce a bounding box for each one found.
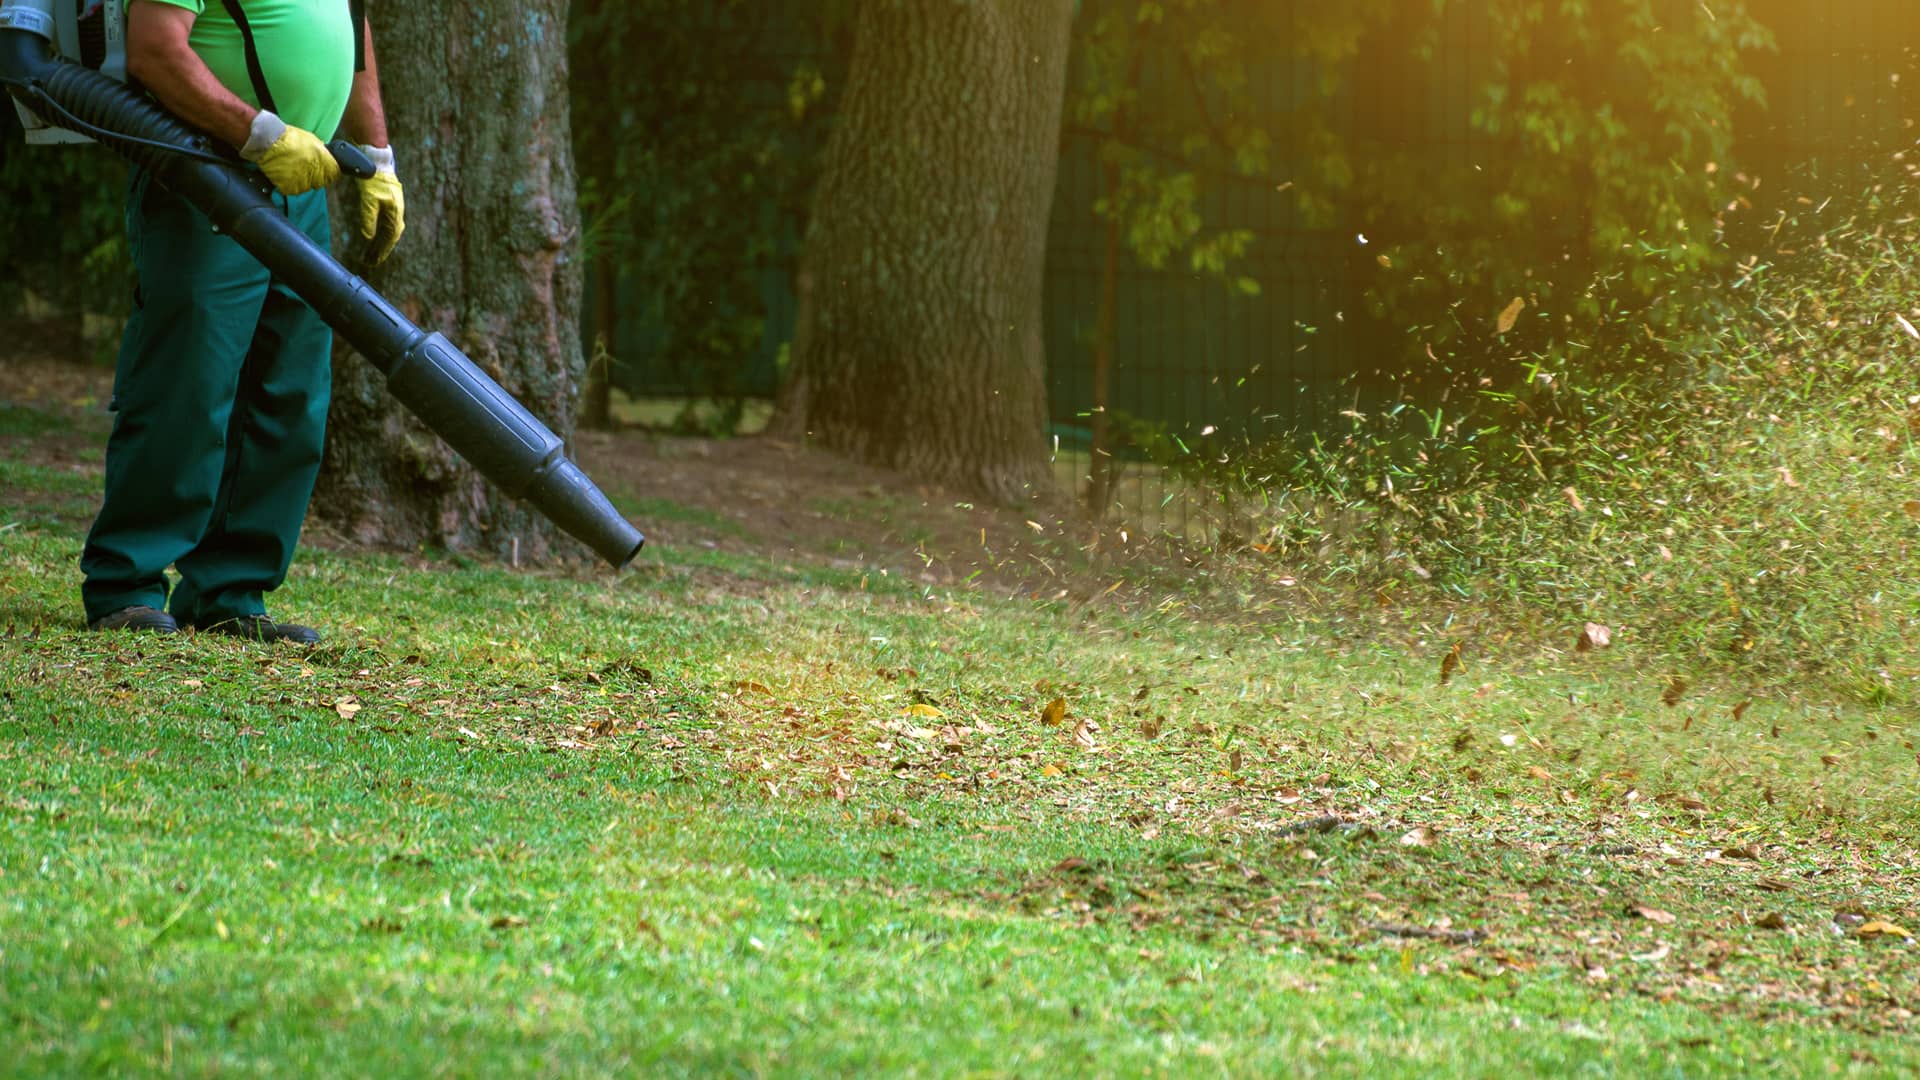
[126,3,256,148]
[339,21,388,148]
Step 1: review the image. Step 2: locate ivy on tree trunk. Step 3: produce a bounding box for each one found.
[773,0,1074,507]
[315,0,586,564]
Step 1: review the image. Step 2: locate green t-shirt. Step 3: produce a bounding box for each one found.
[130,0,357,137]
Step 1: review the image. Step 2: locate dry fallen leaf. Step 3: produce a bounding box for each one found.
[1562,486,1586,512]
[1905,499,1920,521]
[1857,920,1914,939]
[1040,697,1068,727]
[1632,905,1677,925]
[904,703,944,720]
[1400,826,1437,848]
[1040,763,1065,778]
[335,699,362,720]
[1661,677,1688,707]
[1721,843,1763,861]
[1496,296,1526,334]
[1754,911,1789,930]
[1731,700,1753,722]
[1072,718,1098,750]
[1439,642,1464,686]
[1576,623,1611,653]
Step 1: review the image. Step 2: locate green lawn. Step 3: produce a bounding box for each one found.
[2,398,1917,1076]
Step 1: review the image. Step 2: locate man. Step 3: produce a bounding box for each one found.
[78,0,404,644]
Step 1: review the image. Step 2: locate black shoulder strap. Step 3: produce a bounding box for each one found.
[218,0,277,115]
[351,0,366,72]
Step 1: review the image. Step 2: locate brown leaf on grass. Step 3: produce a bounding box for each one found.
[1072,717,1098,750]
[1576,623,1611,653]
[1631,904,1677,925]
[1040,697,1068,727]
[1857,920,1914,939]
[1140,715,1165,739]
[1721,843,1763,861]
[334,699,362,720]
[1400,826,1437,848]
[1495,296,1526,334]
[1439,642,1464,686]
[904,703,944,720]
[1661,677,1688,707]
[1731,699,1753,722]
[1904,500,1920,521]
[732,680,772,696]
[490,915,528,930]
[1754,912,1789,930]
[1562,487,1585,512]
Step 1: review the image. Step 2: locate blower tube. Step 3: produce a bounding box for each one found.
[0,13,644,567]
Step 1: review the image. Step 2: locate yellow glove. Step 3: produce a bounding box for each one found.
[240,111,340,196]
[354,145,406,265]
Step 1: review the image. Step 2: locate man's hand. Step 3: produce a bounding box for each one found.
[355,145,405,264]
[240,110,341,196]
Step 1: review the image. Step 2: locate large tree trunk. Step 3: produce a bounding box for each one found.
[772,0,1073,507]
[313,0,585,563]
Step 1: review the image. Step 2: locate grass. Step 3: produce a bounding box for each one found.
[3,396,1918,1076]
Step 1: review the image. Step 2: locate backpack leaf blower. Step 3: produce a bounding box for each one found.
[0,0,645,568]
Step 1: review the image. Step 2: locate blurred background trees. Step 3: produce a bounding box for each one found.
[4,0,1915,535]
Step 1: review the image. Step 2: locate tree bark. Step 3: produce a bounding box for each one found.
[771,0,1074,507]
[313,0,586,563]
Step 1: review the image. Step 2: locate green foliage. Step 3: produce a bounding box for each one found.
[1304,0,1775,379]
[568,1,844,403]
[1070,0,1310,292]
[0,138,130,319]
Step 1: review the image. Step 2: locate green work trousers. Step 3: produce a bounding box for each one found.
[80,168,333,626]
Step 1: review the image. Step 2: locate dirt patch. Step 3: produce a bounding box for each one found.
[0,344,1225,605]
[574,427,1174,600]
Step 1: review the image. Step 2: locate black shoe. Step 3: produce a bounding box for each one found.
[193,615,322,645]
[88,605,180,633]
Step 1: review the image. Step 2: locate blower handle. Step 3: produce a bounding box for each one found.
[327,138,376,180]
